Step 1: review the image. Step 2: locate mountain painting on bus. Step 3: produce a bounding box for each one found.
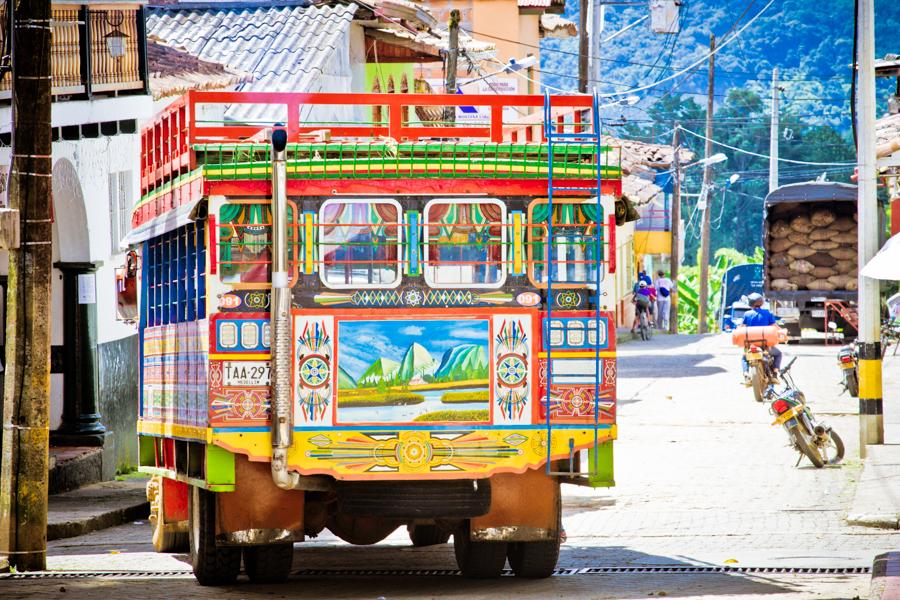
[336,319,491,423]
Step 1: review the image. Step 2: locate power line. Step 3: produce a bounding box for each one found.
[678,126,856,166]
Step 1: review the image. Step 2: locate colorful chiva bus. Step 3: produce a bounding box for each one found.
[130,91,621,584]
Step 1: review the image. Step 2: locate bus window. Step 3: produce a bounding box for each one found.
[423,199,506,288]
[528,201,601,287]
[319,199,402,289]
[218,202,296,285]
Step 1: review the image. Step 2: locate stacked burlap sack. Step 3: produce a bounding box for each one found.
[767,207,857,292]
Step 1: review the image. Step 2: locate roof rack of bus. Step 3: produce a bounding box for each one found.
[140,91,620,190]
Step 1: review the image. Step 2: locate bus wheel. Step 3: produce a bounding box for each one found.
[453,527,507,578]
[507,539,560,578]
[408,524,451,547]
[189,486,241,586]
[147,476,188,553]
[243,543,293,584]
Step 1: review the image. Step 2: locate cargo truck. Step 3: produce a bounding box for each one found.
[763,181,858,341]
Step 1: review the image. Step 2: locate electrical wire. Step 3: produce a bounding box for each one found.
[678,126,855,166]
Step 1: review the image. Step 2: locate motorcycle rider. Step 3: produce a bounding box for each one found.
[740,292,783,384]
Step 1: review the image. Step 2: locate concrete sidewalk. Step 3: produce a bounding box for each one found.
[847,444,900,529]
[48,478,150,541]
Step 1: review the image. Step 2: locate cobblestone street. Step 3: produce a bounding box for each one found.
[3,333,897,599]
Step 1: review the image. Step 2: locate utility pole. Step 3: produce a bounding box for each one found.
[669,125,681,334]
[769,67,779,193]
[444,9,460,124]
[588,0,605,91]
[578,0,589,93]
[856,0,883,457]
[697,33,715,334]
[0,0,54,571]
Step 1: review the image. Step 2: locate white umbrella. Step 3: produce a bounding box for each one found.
[861,233,900,280]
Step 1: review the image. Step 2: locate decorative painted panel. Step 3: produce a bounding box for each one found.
[334,317,491,424]
[492,315,533,425]
[294,315,335,426]
[538,356,616,423]
[213,427,616,481]
[141,319,208,427]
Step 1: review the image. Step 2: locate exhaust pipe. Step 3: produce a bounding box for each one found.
[267,128,301,490]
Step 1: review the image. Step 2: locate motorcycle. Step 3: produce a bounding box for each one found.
[743,342,778,403]
[831,319,900,398]
[733,325,786,403]
[768,357,844,468]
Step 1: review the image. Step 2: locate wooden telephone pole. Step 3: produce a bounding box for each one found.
[668,124,681,334]
[0,0,54,571]
[697,33,715,334]
[444,9,460,124]
[578,0,589,93]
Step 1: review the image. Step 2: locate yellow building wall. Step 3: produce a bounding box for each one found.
[633,231,672,256]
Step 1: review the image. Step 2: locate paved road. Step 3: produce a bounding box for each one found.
[3,333,896,599]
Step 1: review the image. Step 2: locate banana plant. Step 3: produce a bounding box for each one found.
[675,247,762,333]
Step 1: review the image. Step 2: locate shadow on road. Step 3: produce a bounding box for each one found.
[617,353,727,379]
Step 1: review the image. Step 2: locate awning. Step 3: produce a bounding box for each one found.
[861,233,900,280]
[120,198,204,249]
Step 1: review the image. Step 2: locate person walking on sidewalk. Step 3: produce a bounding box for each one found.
[655,270,673,330]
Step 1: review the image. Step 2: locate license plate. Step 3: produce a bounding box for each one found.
[776,307,800,318]
[841,363,855,370]
[747,352,762,360]
[810,309,826,318]
[785,417,797,428]
[222,361,271,387]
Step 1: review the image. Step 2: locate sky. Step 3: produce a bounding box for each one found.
[337,318,490,380]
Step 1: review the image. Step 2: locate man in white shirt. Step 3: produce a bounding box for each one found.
[655,270,673,330]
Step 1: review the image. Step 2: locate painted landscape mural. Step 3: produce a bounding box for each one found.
[336,319,491,423]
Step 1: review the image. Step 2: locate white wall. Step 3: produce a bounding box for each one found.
[0,95,152,428]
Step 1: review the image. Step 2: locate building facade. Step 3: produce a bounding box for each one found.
[0,1,153,477]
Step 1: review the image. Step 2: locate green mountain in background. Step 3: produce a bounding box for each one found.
[397,342,438,382]
[358,357,400,387]
[542,0,900,131]
[337,365,357,390]
[540,0,899,259]
[433,344,489,382]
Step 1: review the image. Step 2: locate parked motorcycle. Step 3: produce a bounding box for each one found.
[836,340,858,396]
[768,357,844,468]
[831,320,900,398]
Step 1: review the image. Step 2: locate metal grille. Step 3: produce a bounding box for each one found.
[0,565,871,580]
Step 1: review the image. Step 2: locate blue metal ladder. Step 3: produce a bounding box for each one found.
[543,91,606,481]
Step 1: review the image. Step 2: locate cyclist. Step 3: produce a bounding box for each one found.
[631,281,653,334]
[740,292,783,383]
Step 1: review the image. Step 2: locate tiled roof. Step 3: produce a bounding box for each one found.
[876,112,900,159]
[540,13,577,39]
[147,3,358,122]
[147,38,251,100]
[518,0,564,9]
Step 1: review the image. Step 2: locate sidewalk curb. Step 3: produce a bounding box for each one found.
[846,514,900,530]
[870,552,900,600]
[47,501,150,541]
[47,479,150,542]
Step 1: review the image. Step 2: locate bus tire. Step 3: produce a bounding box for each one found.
[148,476,188,553]
[507,539,561,578]
[453,527,507,578]
[189,486,241,586]
[408,524,451,547]
[243,543,293,584]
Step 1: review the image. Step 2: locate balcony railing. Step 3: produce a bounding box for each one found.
[0,4,146,98]
[636,207,670,232]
